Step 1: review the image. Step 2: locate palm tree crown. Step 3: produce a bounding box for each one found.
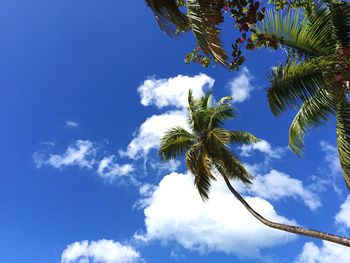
[159,90,260,199]
[253,0,350,188]
[159,90,350,247]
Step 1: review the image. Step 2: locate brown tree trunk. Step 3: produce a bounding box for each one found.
[222,174,350,247]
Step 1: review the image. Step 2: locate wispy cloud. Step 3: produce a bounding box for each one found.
[97,155,134,181]
[61,239,141,263]
[66,120,79,128]
[33,140,134,183]
[34,140,97,169]
[227,67,254,103]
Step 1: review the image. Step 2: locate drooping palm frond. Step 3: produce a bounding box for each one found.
[267,57,335,115]
[229,131,261,145]
[145,0,190,36]
[326,0,350,48]
[254,8,337,57]
[210,146,252,184]
[159,126,195,160]
[186,0,228,65]
[336,97,350,189]
[288,89,336,155]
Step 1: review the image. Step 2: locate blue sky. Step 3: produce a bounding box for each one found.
[0,1,349,262]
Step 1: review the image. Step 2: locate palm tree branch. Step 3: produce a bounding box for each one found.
[267,57,334,115]
[145,0,190,36]
[159,126,195,160]
[289,88,336,156]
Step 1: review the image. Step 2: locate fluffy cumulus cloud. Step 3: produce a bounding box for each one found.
[61,239,140,263]
[239,140,285,159]
[294,241,350,263]
[246,170,321,211]
[138,74,214,109]
[135,172,297,256]
[97,155,134,181]
[120,110,189,159]
[227,67,254,103]
[335,195,350,228]
[33,140,97,169]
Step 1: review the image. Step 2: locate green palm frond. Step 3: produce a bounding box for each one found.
[267,57,334,115]
[336,97,350,189]
[145,0,190,36]
[254,8,336,57]
[208,96,236,129]
[289,89,336,156]
[230,131,261,145]
[211,146,252,184]
[159,126,195,160]
[326,0,350,48]
[186,0,228,65]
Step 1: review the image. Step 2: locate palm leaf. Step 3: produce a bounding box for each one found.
[159,126,195,160]
[336,96,350,188]
[230,131,261,145]
[267,57,334,115]
[289,88,336,156]
[186,0,228,65]
[326,0,350,48]
[145,0,190,36]
[254,8,336,57]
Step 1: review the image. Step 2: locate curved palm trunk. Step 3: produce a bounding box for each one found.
[222,175,350,247]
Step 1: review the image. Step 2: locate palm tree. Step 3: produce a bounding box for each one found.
[159,90,350,247]
[253,0,350,187]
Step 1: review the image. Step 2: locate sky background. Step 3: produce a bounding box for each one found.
[0,1,350,262]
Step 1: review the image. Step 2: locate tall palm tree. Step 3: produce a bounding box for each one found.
[159,90,350,246]
[253,0,350,187]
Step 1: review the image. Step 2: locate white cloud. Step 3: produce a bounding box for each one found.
[320,141,341,175]
[335,195,350,229]
[227,67,254,103]
[97,155,134,181]
[239,140,285,159]
[294,241,350,263]
[66,120,79,128]
[135,172,297,256]
[138,74,214,109]
[34,140,97,169]
[120,110,189,159]
[61,239,140,263]
[246,170,321,211]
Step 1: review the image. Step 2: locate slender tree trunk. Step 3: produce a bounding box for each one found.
[222,174,350,247]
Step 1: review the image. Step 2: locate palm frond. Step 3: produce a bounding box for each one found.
[289,89,336,156]
[186,0,228,65]
[267,57,334,115]
[326,0,350,48]
[208,96,236,129]
[210,146,252,184]
[254,8,336,57]
[145,0,190,36]
[336,96,350,189]
[229,131,261,145]
[159,126,195,160]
